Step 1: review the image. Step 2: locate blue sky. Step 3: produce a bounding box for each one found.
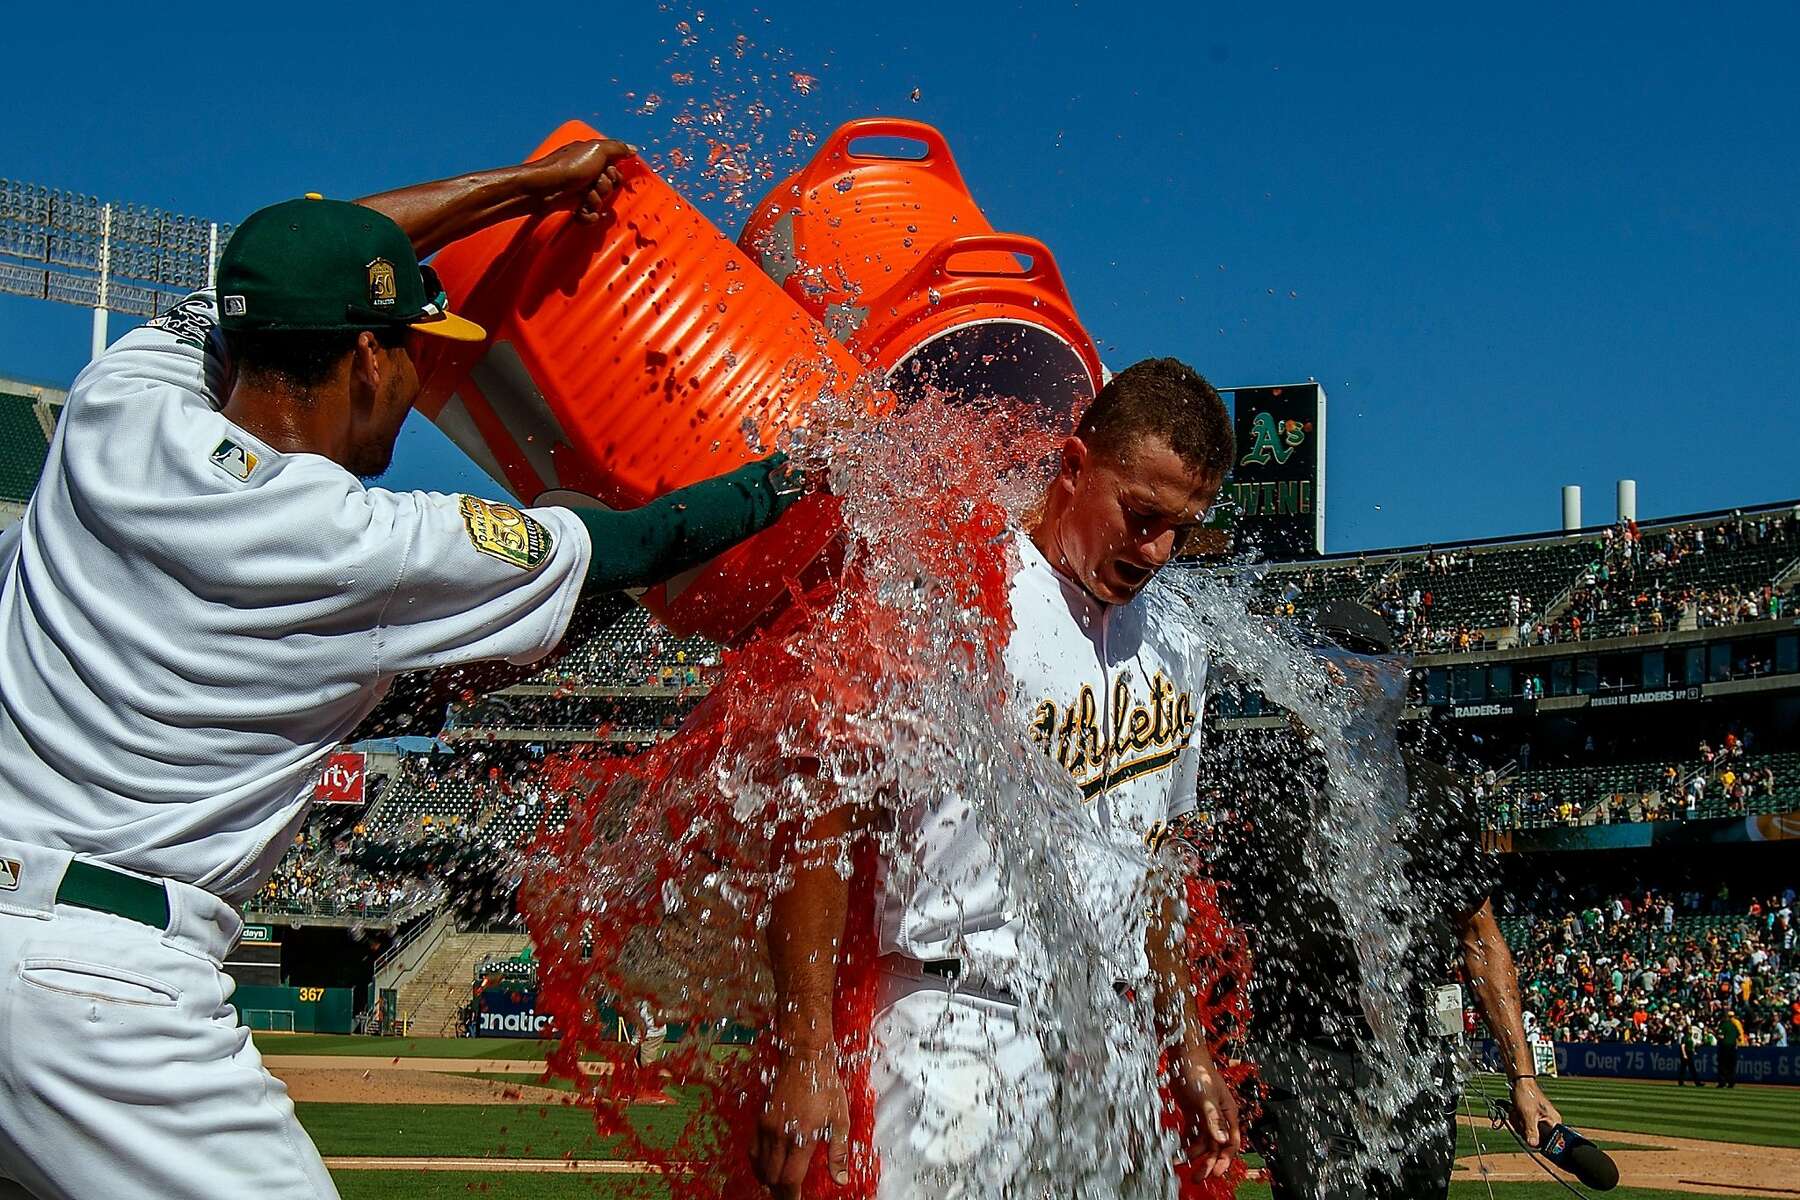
[4,3,1796,552]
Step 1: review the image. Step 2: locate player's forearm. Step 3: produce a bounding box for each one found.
[769,801,852,1051]
[1460,898,1533,1079]
[572,456,798,596]
[1147,884,1207,1053]
[356,161,566,259]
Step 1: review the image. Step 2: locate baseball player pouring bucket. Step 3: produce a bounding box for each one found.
[0,141,810,1200]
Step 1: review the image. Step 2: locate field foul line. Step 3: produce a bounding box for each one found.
[323,1156,694,1174]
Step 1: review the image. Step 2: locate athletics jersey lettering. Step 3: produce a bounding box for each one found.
[1030,671,1198,799]
[880,531,1209,982]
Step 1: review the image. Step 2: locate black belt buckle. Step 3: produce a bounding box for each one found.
[921,958,962,981]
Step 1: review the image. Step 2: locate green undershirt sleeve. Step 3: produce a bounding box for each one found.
[568,454,803,596]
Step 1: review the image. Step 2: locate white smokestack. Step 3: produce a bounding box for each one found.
[1562,485,1582,531]
[1617,479,1637,523]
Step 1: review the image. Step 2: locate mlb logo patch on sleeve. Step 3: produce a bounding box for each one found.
[459,495,552,570]
[209,438,259,482]
[0,857,21,891]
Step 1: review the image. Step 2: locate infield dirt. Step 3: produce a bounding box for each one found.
[1455,1117,1800,1199]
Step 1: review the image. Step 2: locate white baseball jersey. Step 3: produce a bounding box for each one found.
[879,532,1207,983]
[0,292,590,902]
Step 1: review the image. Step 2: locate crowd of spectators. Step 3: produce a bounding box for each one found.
[1268,508,1800,657]
[252,813,429,918]
[1477,724,1786,829]
[1369,550,1513,656]
[1549,510,1797,644]
[1500,884,1796,1049]
[533,618,722,690]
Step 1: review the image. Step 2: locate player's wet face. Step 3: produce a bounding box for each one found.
[1056,433,1221,604]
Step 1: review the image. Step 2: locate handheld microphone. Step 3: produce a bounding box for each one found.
[1539,1121,1620,1191]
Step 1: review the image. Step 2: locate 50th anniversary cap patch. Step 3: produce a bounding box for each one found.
[459,495,552,571]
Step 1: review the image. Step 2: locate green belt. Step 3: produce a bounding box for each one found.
[56,859,171,930]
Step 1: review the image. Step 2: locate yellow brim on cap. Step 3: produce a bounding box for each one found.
[412,309,487,342]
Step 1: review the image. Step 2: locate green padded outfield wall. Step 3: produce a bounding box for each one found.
[233,984,355,1033]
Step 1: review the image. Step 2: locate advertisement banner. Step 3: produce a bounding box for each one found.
[1505,811,1800,853]
[1481,1039,1800,1085]
[1449,698,1537,721]
[1586,685,1702,709]
[313,751,367,805]
[474,984,555,1038]
[1226,383,1326,560]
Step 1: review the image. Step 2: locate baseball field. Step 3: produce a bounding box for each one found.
[260,1034,1797,1199]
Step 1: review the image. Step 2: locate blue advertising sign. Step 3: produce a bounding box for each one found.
[473,985,554,1039]
[1481,1040,1800,1085]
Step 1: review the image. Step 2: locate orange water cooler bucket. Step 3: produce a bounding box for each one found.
[414,120,869,644]
[739,118,1011,341]
[740,118,1102,420]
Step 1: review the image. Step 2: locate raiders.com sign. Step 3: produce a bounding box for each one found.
[1225,383,1326,560]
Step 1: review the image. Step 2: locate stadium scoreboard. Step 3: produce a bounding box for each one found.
[1225,383,1327,559]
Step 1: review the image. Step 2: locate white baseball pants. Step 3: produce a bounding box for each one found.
[870,978,1056,1200]
[0,838,337,1200]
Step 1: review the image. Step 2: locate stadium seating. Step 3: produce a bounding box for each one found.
[1483,749,1799,830]
[530,605,722,689]
[1389,541,1596,630]
[1577,519,1800,639]
[1246,504,1799,652]
[1494,889,1795,1048]
[248,806,426,921]
[0,393,52,505]
[1255,559,1383,613]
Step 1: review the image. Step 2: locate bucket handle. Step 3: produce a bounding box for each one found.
[923,233,1072,298]
[814,117,971,194]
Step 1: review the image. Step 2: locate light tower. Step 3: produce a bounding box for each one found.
[0,179,231,359]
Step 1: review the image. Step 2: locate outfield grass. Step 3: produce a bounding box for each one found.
[1475,1072,1800,1149]
[309,1056,1792,1199]
[1239,1187,1740,1200]
[262,1034,560,1059]
[298,1091,714,1160]
[329,1175,1732,1200]
[333,1174,669,1199]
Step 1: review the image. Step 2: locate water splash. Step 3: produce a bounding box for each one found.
[622,5,831,216]
[500,365,1271,1199]
[1156,566,1448,1194]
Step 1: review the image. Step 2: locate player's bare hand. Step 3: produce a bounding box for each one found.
[1508,1077,1562,1148]
[1171,1040,1241,1179]
[531,139,635,223]
[754,1045,851,1197]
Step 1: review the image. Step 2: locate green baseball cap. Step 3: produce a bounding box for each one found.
[217,194,484,341]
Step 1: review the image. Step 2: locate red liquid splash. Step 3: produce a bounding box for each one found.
[513,392,1254,1198]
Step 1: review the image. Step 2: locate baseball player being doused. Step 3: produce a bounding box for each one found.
[753,360,1244,1199]
[0,141,811,1200]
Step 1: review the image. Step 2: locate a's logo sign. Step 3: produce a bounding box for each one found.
[0,857,21,891]
[367,258,398,308]
[1239,411,1310,466]
[209,438,259,482]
